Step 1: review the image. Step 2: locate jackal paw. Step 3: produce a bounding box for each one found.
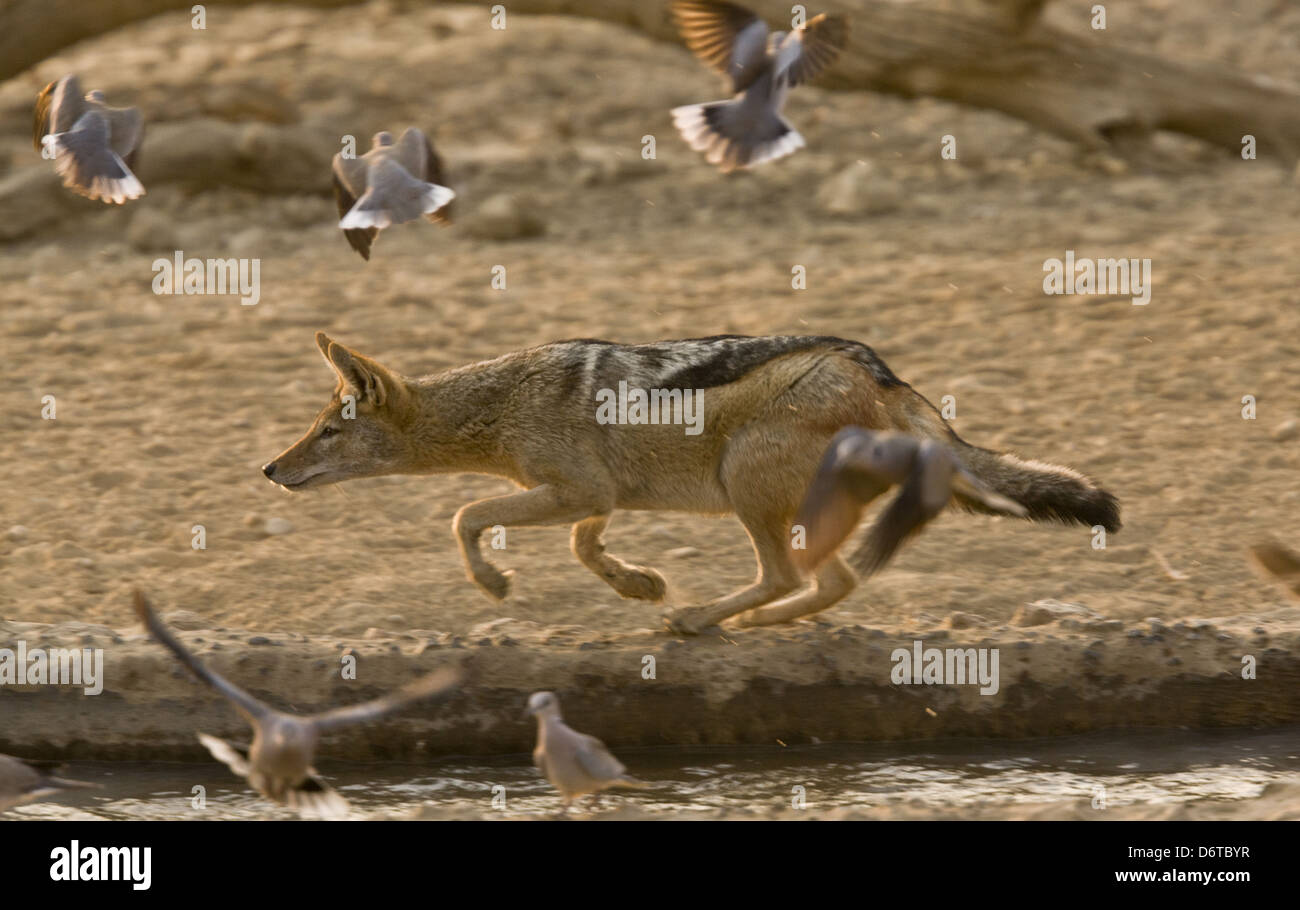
[661,606,719,637]
[610,567,667,601]
[470,566,513,601]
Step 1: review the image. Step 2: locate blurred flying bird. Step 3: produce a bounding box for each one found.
[331,128,454,260]
[0,754,98,813]
[670,0,848,171]
[1250,540,1300,599]
[526,691,648,810]
[34,74,145,204]
[134,590,460,819]
[794,428,1028,577]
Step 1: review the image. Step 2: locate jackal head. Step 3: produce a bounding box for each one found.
[262,333,417,491]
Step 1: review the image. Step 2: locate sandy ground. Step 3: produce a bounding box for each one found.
[1,1,1299,818]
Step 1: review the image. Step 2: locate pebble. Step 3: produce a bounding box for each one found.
[1012,599,1098,627]
[462,193,546,241]
[815,160,903,216]
[264,517,295,535]
[1271,419,1298,442]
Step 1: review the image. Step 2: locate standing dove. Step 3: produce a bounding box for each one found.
[670,1,848,171]
[527,691,648,810]
[134,590,460,819]
[33,74,145,204]
[793,428,1028,578]
[331,128,455,260]
[0,754,98,813]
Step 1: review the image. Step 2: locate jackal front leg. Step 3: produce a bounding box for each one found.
[453,485,605,601]
[571,515,667,601]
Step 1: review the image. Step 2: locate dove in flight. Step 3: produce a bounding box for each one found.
[670,1,848,171]
[793,428,1028,578]
[134,590,460,819]
[331,128,455,260]
[34,74,145,204]
[0,754,98,813]
[527,691,649,810]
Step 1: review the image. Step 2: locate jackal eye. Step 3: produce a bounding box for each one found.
[319,426,339,439]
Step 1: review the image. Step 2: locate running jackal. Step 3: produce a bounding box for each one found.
[264,333,1120,634]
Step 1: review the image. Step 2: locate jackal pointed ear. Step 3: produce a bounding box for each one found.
[315,331,334,360]
[324,340,400,408]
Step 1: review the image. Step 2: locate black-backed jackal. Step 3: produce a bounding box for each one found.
[264,333,1120,634]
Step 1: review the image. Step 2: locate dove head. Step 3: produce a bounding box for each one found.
[373,131,395,148]
[525,691,562,720]
[85,89,106,103]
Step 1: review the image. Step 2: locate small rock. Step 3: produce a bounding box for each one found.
[127,208,178,252]
[665,546,701,559]
[815,160,902,216]
[228,227,271,258]
[7,525,29,540]
[264,517,295,535]
[247,635,271,645]
[1012,599,1099,627]
[945,611,984,630]
[1271,419,1299,442]
[462,193,546,241]
[164,610,208,631]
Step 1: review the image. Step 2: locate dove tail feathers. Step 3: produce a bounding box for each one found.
[612,775,651,790]
[44,132,144,204]
[339,182,455,230]
[672,100,804,171]
[881,375,1121,534]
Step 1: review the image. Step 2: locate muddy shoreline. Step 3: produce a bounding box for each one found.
[3,612,1295,760]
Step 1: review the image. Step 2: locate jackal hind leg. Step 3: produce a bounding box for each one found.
[661,509,804,636]
[572,515,667,601]
[453,484,608,601]
[735,553,856,627]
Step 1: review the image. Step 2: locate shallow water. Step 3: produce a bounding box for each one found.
[10,727,1300,819]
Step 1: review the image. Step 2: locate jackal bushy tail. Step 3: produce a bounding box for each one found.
[948,442,1121,533]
